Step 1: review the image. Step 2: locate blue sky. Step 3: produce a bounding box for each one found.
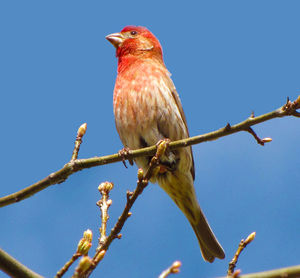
[0,1,300,277]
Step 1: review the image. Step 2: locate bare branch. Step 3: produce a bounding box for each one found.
[0,248,43,278]
[0,96,299,208]
[55,253,81,278]
[56,229,92,278]
[246,127,271,146]
[227,232,256,276]
[81,140,168,277]
[97,182,114,248]
[222,264,300,278]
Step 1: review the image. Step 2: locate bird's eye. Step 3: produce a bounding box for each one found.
[130,30,138,36]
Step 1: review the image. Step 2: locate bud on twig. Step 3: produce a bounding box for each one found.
[137,168,144,182]
[77,123,87,138]
[77,240,92,256]
[98,182,114,194]
[262,137,272,143]
[83,229,93,242]
[77,229,93,255]
[170,261,181,274]
[95,250,106,263]
[245,232,256,244]
[159,260,182,278]
[75,256,93,274]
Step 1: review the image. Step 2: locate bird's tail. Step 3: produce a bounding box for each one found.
[190,204,225,262]
[159,171,225,262]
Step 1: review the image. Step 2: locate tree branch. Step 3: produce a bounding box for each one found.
[0,248,43,278]
[81,140,168,277]
[223,264,300,278]
[0,96,299,208]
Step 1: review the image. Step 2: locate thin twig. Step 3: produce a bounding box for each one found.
[71,123,87,161]
[81,140,169,277]
[246,127,266,146]
[158,261,182,278]
[56,229,92,278]
[227,232,256,276]
[0,96,299,208]
[55,253,81,278]
[97,182,114,248]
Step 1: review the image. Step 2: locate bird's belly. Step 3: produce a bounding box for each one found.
[114,88,163,150]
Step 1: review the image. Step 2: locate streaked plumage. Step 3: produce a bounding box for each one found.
[106,26,225,262]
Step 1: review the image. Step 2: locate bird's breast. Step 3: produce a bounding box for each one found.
[113,62,171,149]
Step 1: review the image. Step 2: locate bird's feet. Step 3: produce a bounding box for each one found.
[118,147,134,168]
[155,139,172,174]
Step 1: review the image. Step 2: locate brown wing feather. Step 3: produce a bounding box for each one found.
[170,88,195,180]
[162,71,195,180]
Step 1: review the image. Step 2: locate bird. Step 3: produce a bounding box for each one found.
[106,26,225,262]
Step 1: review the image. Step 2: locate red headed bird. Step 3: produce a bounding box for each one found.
[106,26,225,262]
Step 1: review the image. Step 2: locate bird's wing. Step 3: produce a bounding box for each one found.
[160,72,195,180]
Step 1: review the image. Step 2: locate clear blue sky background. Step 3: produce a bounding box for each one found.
[0,1,299,277]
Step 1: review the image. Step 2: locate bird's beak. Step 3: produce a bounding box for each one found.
[106,32,125,48]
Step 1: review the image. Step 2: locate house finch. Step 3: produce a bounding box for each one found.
[106,26,225,262]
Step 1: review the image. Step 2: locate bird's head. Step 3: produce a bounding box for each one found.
[106,26,163,61]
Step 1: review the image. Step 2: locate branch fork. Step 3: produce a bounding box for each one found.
[73,140,169,277]
[1,97,300,277]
